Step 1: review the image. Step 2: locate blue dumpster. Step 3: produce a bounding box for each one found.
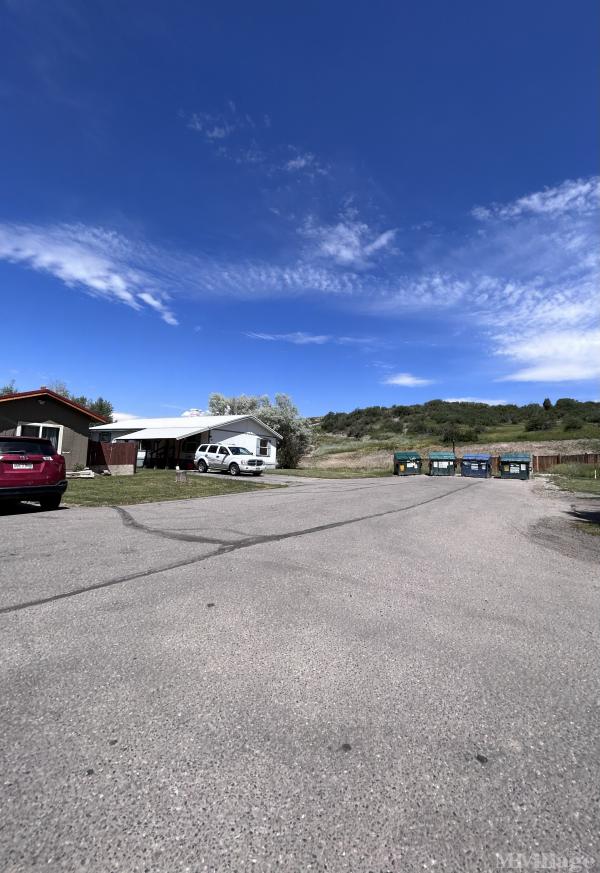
[460,453,492,478]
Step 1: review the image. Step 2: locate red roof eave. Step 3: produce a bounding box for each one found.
[0,387,108,423]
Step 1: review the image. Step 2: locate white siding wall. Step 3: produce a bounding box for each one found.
[91,418,279,466]
[211,424,277,467]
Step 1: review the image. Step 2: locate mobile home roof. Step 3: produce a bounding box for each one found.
[91,414,281,439]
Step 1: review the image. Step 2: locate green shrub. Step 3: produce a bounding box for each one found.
[563,416,583,431]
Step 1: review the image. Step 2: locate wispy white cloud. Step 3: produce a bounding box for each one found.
[368,360,396,371]
[0,219,365,317]
[285,154,314,171]
[246,331,331,345]
[183,101,259,143]
[112,410,138,421]
[466,178,600,383]
[184,105,328,178]
[382,372,434,387]
[372,177,600,383]
[283,149,329,177]
[137,291,178,326]
[0,222,178,325]
[245,331,375,347]
[223,141,267,166]
[472,177,600,220]
[1,176,597,385]
[183,104,270,169]
[371,273,469,312]
[301,217,396,268]
[494,329,600,382]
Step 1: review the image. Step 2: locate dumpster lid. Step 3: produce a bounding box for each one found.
[462,453,491,461]
[500,452,530,462]
[429,451,456,460]
[394,451,421,460]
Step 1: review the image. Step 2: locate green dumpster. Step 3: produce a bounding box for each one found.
[428,451,457,476]
[499,452,531,480]
[393,451,422,476]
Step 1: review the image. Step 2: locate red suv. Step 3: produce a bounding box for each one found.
[0,436,67,510]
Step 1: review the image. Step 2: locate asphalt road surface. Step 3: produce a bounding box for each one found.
[1,475,598,873]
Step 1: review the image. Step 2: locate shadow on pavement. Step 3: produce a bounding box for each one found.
[0,502,68,517]
[567,505,600,530]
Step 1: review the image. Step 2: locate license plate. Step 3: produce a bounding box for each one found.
[13,463,33,469]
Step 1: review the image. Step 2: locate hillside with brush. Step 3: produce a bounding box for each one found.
[300,398,600,473]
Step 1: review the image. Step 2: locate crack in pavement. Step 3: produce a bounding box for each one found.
[0,482,478,615]
[114,506,228,545]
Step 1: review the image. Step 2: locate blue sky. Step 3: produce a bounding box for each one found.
[0,0,598,418]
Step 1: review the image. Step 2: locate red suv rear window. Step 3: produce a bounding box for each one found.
[0,439,56,454]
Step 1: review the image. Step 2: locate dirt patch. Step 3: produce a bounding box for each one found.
[303,449,392,471]
[448,438,600,456]
[527,499,600,565]
[302,438,600,471]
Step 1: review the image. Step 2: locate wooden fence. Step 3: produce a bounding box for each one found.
[87,440,137,470]
[482,453,599,475]
[532,452,600,473]
[440,453,599,475]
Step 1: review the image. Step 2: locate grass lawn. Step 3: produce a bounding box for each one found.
[271,467,392,479]
[63,469,279,507]
[546,463,600,496]
[575,522,600,536]
[551,478,600,496]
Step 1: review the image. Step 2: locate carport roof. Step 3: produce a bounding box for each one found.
[115,425,210,441]
[91,414,281,439]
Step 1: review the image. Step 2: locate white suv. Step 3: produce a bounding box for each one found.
[194,444,265,476]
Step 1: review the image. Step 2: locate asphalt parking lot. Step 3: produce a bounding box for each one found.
[1,475,598,872]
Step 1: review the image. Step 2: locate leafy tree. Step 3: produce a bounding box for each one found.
[48,380,71,397]
[555,398,579,412]
[318,397,599,440]
[441,423,479,449]
[441,423,460,451]
[563,415,583,431]
[405,417,427,435]
[88,397,114,419]
[525,413,548,432]
[208,393,271,415]
[208,393,311,468]
[47,381,113,421]
[0,379,17,396]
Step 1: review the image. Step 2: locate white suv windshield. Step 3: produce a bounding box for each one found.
[228,446,252,455]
